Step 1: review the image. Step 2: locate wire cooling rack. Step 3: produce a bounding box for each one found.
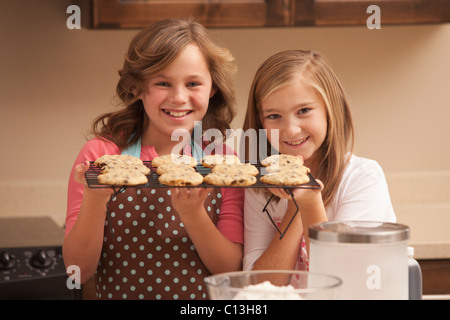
[85,161,320,190]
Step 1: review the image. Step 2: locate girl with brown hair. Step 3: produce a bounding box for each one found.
[63,18,243,300]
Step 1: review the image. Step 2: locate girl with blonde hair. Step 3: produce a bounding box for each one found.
[243,50,396,271]
[63,18,243,300]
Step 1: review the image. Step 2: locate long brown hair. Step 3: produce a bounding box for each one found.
[243,50,354,206]
[92,18,237,149]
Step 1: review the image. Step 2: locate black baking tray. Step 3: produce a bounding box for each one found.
[85,161,320,189]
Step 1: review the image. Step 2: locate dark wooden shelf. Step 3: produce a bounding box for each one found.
[75,0,450,28]
[418,259,450,295]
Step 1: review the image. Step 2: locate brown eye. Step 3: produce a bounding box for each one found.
[267,114,280,120]
[298,107,311,114]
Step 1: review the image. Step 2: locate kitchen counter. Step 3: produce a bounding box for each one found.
[387,171,450,260]
[411,242,450,260]
[400,217,450,296]
[401,203,450,260]
[0,216,65,248]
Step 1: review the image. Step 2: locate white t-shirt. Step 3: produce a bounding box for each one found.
[243,154,396,270]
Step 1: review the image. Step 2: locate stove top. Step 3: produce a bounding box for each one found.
[0,216,75,299]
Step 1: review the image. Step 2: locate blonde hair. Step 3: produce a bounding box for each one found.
[243,50,354,206]
[92,18,237,149]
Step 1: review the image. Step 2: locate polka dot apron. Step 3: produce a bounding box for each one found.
[94,139,222,300]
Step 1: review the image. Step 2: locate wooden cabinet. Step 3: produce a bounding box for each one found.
[79,0,290,28]
[78,0,450,28]
[294,0,450,26]
[418,259,450,295]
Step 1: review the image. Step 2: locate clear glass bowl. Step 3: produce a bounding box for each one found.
[205,270,342,300]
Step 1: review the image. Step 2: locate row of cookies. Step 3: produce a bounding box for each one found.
[151,154,258,187]
[93,153,310,187]
[152,153,310,187]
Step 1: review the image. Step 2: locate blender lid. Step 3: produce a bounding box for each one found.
[308,221,410,243]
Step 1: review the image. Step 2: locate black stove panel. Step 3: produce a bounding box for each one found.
[0,246,75,299]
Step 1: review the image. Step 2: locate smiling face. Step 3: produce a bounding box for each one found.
[140,44,215,149]
[259,76,328,169]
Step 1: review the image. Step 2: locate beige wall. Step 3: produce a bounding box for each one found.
[1,1,449,256]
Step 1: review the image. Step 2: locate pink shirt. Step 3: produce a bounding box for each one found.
[65,138,244,244]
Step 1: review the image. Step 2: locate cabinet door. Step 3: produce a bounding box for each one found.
[89,0,291,28]
[82,0,450,28]
[293,0,450,26]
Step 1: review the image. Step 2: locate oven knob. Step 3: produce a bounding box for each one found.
[0,251,15,270]
[29,249,53,268]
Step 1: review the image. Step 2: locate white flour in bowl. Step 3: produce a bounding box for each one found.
[232,281,303,300]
